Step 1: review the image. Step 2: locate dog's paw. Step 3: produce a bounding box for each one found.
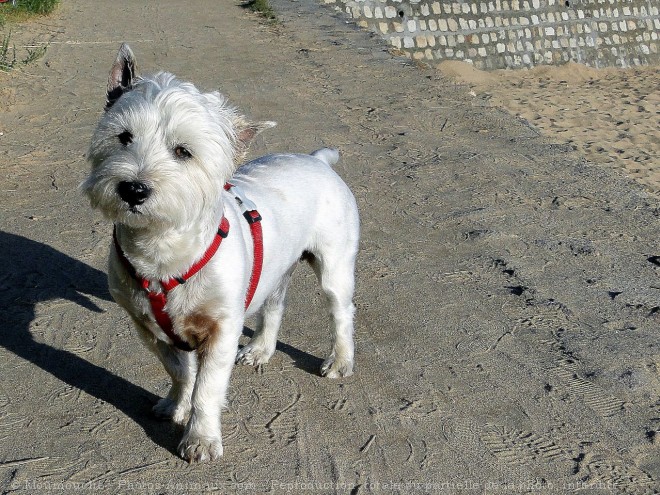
[152,398,190,425]
[235,344,273,367]
[320,356,354,378]
[178,434,223,463]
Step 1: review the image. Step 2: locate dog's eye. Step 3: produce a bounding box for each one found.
[174,146,192,160]
[118,131,133,146]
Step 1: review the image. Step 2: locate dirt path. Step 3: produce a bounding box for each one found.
[1,0,658,493]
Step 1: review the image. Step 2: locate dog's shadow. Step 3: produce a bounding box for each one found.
[0,230,324,456]
[0,230,182,454]
[240,327,324,375]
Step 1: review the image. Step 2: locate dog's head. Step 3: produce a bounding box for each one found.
[82,43,275,229]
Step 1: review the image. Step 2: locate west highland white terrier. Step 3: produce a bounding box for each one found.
[82,44,359,462]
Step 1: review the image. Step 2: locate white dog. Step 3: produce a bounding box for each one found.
[82,44,359,462]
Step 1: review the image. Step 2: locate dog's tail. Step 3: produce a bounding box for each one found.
[311,148,340,167]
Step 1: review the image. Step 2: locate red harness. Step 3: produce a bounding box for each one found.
[113,185,263,351]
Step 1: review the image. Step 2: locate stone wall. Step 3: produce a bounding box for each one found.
[324,0,660,69]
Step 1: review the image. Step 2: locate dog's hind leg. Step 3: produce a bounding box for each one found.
[236,266,296,366]
[306,250,357,378]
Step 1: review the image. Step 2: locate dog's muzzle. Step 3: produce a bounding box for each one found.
[117,181,151,207]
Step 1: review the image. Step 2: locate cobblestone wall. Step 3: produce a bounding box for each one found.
[325,0,659,69]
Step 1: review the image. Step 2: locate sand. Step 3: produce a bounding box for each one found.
[438,60,660,196]
[1,0,659,493]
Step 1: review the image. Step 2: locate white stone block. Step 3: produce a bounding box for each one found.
[403,36,415,48]
[374,6,383,18]
[431,1,442,13]
[497,42,506,53]
[438,18,448,30]
[429,19,438,30]
[385,6,397,18]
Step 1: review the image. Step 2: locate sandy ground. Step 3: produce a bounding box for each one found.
[1,1,659,494]
[437,61,660,196]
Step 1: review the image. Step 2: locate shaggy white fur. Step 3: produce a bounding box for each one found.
[82,44,360,463]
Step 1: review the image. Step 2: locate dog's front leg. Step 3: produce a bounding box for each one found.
[129,317,197,424]
[178,314,242,463]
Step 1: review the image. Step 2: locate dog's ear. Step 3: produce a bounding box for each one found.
[233,119,276,161]
[106,43,137,110]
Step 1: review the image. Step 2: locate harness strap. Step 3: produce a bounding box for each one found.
[113,184,263,352]
[113,218,229,352]
[225,182,263,309]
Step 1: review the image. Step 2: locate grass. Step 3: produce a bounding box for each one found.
[242,0,278,23]
[0,0,58,71]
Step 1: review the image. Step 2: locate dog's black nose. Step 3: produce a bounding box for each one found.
[117,181,151,206]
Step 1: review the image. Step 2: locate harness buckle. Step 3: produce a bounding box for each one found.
[243,210,262,224]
